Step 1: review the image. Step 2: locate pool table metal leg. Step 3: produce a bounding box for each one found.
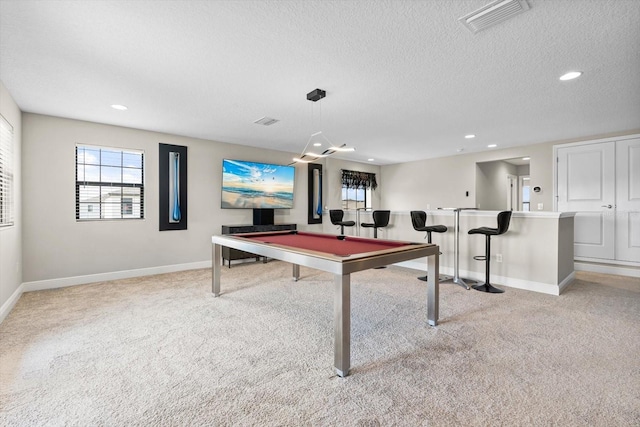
[212,243,221,297]
[292,264,300,281]
[334,273,351,377]
[427,251,439,326]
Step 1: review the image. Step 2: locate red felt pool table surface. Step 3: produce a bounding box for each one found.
[236,230,410,257]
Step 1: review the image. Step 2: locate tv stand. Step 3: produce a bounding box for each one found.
[253,208,274,225]
[221,223,297,267]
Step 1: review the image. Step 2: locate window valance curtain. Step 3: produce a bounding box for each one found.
[341,169,378,190]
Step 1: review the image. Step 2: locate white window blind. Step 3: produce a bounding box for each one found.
[75,145,144,220]
[0,114,14,227]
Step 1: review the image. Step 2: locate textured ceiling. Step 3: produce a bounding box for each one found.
[1,0,639,165]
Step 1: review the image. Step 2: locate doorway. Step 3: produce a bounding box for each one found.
[519,175,530,211]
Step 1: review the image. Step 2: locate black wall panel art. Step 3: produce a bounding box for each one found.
[308,163,322,224]
[159,143,187,231]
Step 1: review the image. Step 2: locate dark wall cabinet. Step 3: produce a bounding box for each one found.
[221,224,297,267]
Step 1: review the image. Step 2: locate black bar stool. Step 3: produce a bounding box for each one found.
[468,210,512,293]
[410,210,452,283]
[361,210,390,238]
[329,209,355,235]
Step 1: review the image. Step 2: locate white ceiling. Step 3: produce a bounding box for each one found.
[1,0,639,165]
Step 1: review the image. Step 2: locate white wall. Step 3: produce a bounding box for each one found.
[380,143,553,211]
[0,81,22,314]
[21,113,317,283]
[379,131,640,212]
[19,113,387,286]
[319,157,381,234]
[476,160,518,211]
[517,164,530,176]
[14,109,640,289]
[323,157,381,210]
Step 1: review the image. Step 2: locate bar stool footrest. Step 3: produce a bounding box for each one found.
[418,275,453,283]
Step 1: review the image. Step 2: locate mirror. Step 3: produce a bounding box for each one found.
[475,157,530,211]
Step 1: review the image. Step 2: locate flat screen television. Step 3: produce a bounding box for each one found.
[222,159,295,209]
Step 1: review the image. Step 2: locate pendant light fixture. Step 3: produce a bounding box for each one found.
[293,89,355,163]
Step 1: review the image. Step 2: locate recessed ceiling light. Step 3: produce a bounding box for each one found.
[368,158,375,162]
[313,142,322,147]
[465,134,476,139]
[559,71,582,81]
[488,144,497,148]
[522,157,530,160]
[111,104,128,111]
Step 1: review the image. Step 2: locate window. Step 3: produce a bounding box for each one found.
[0,115,14,227]
[340,169,377,211]
[341,186,371,211]
[76,145,144,220]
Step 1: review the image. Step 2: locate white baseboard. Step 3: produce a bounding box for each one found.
[22,260,212,292]
[395,260,571,296]
[574,261,640,278]
[1,257,581,324]
[0,261,213,324]
[558,271,577,294]
[0,282,26,324]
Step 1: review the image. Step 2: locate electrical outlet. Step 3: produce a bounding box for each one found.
[496,254,503,262]
[538,203,544,210]
[426,203,430,210]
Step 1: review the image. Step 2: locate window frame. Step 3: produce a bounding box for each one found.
[75,144,145,221]
[0,114,14,228]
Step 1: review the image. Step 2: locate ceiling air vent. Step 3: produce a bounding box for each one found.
[253,116,279,126]
[459,0,530,34]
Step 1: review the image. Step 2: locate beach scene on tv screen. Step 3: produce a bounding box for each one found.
[222,159,295,208]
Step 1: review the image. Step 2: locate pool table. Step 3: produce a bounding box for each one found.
[211,230,440,377]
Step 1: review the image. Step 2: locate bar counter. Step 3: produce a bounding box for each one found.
[322,210,576,295]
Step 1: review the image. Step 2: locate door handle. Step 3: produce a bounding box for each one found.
[601,205,612,209]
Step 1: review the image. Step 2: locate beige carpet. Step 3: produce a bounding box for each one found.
[1,262,639,426]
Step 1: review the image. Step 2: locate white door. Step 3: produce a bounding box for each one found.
[557,142,616,259]
[616,138,640,262]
